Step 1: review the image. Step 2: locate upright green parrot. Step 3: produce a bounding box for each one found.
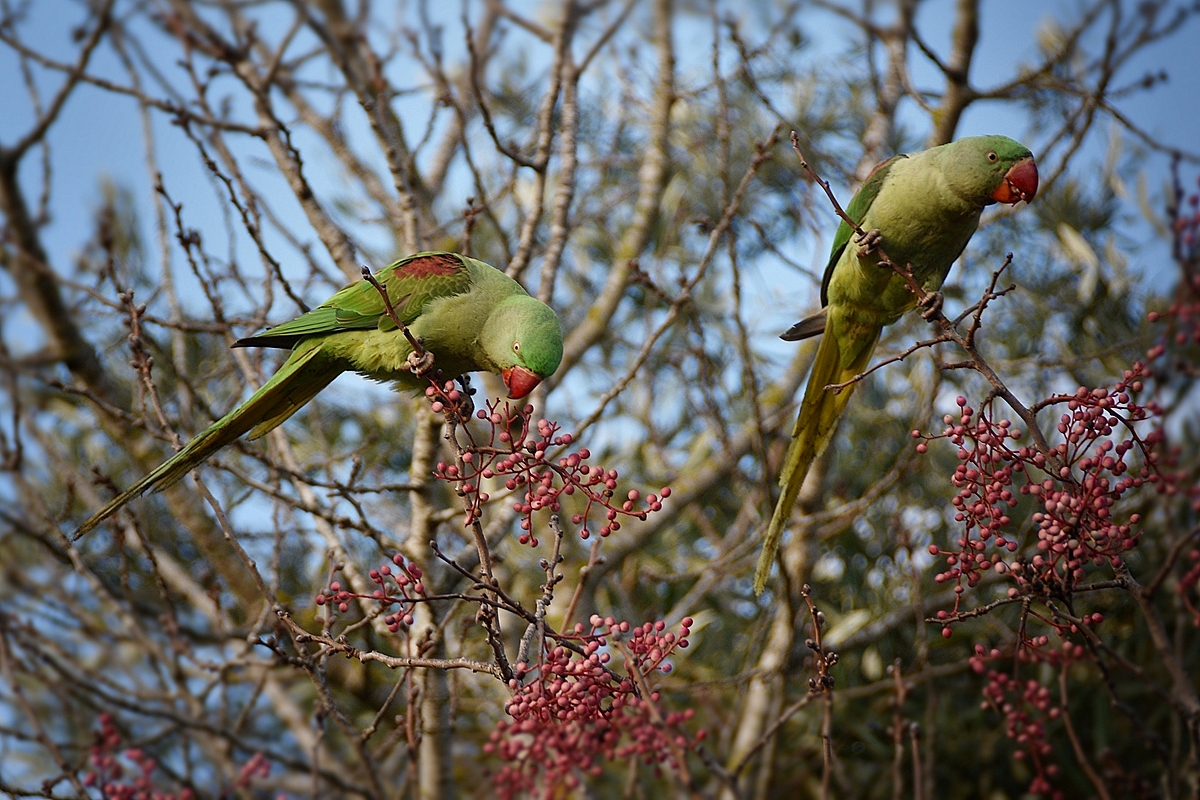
[754,135,1038,593]
[74,251,563,539]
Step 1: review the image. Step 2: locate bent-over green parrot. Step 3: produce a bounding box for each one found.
[754,135,1038,593]
[74,251,563,539]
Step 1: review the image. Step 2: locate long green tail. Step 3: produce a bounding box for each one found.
[753,322,881,594]
[73,341,342,539]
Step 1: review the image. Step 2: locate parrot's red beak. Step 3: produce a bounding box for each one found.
[502,366,542,399]
[991,157,1038,204]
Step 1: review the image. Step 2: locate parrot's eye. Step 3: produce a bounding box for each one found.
[986,151,999,163]
[513,341,521,354]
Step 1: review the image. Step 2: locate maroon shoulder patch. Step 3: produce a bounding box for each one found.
[398,253,462,277]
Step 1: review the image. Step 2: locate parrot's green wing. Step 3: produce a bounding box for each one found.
[71,250,564,542]
[237,252,477,350]
[819,154,905,306]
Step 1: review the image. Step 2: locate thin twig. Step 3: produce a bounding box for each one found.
[1146,524,1200,596]
[799,584,838,799]
[1058,662,1113,800]
[360,266,426,358]
[891,658,908,800]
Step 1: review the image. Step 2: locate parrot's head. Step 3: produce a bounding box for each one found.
[945,135,1038,207]
[485,296,564,399]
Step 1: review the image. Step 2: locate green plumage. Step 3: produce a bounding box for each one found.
[74,251,563,539]
[754,136,1038,593]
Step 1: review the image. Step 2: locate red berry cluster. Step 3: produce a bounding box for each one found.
[1144,275,1200,516]
[429,393,671,546]
[83,713,268,797]
[973,640,1083,800]
[917,363,1163,625]
[1157,167,1200,381]
[1147,305,1200,385]
[424,379,472,418]
[1171,172,1200,267]
[314,556,426,630]
[233,752,272,788]
[483,616,702,798]
[82,714,189,799]
[1148,299,1200,349]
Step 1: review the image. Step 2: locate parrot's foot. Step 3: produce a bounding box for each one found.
[855,228,884,257]
[919,290,944,320]
[405,344,435,377]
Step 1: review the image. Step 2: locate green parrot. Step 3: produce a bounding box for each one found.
[74,251,563,539]
[753,135,1038,594]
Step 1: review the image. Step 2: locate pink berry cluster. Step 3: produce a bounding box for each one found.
[1171,171,1200,267]
[423,379,473,418]
[82,714,191,799]
[1148,302,1200,354]
[429,394,671,546]
[233,752,272,788]
[973,640,1084,800]
[1147,299,1200,389]
[1144,296,1200,516]
[917,363,1164,625]
[483,616,702,798]
[82,713,273,796]
[314,556,425,630]
[1156,166,1200,382]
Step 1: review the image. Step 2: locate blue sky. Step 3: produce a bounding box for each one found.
[1,0,1196,358]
